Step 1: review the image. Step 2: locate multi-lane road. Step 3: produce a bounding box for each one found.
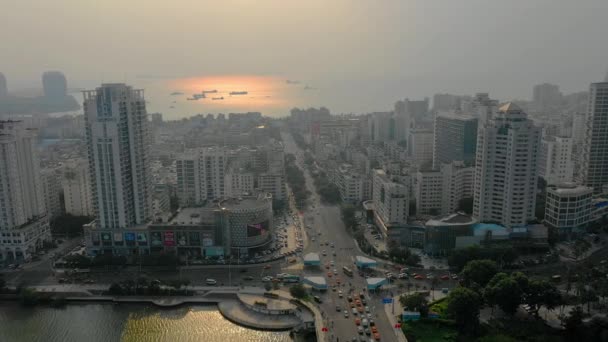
[282,131,399,342]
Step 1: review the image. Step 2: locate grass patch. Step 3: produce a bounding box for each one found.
[402,318,458,342]
[429,297,449,317]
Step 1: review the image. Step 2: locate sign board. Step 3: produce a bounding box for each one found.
[382,298,393,304]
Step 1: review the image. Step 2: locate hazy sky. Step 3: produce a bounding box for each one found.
[2,0,607,116]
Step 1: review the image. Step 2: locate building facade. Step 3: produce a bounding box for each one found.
[83,83,153,252]
[539,136,574,185]
[41,167,63,220]
[62,160,94,217]
[544,184,593,236]
[409,128,434,167]
[372,169,409,234]
[473,103,541,227]
[579,80,608,193]
[433,112,478,168]
[0,120,50,262]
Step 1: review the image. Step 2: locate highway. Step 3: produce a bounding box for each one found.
[282,131,399,342]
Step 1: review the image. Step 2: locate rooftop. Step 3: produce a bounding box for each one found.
[426,213,477,226]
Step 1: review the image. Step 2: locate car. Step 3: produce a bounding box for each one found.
[262,276,273,282]
[325,264,331,269]
[371,326,378,334]
[355,318,361,326]
[336,305,341,312]
[398,273,408,279]
[414,275,424,280]
[313,296,322,303]
[338,290,343,298]
[357,306,364,313]
[327,272,333,278]
[333,269,338,275]
[365,306,370,313]
[330,260,335,266]
[344,310,350,318]
[263,265,271,269]
[362,318,369,327]
[84,279,95,284]
[357,326,364,334]
[364,327,371,335]
[205,279,217,286]
[373,333,381,341]
[352,308,358,315]
[347,296,353,302]
[350,303,356,308]
[336,278,341,284]
[8,264,16,269]
[362,298,367,305]
[355,299,362,306]
[440,275,450,280]
[322,250,327,256]
[359,293,365,299]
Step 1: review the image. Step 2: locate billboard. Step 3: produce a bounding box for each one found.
[164,231,175,246]
[137,232,147,246]
[247,220,269,237]
[151,232,162,246]
[101,232,112,245]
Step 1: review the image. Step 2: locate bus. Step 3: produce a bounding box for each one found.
[283,275,300,283]
[343,266,353,277]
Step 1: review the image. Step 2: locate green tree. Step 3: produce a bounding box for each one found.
[461,259,498,288]
[289,284,308,299]
[447,287,482,335]
[484,275,523,315]
[525,279,561,317]
[399,292,429,317]
[0,275,5,291]
[562,306,585,334]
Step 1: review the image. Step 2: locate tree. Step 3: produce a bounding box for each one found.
[484,275,523,315]
[447,287,482,334]
[430,277,440,300]
[562,306,585,334]
[578,285,598,313]
[399,292,428,317]
[289,284,307,299]
[461,259,498,288]
[525,279,561,317]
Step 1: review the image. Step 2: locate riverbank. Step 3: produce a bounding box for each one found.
[0,287,318,335]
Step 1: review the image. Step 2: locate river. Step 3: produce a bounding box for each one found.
[0,303,292,342]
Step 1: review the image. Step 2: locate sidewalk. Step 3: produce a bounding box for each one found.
[383,295,408,342]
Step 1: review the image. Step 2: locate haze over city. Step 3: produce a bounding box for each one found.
[2,0,608,117]
[3,1,608,342]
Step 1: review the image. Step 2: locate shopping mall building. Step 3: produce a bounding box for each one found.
[83,193,273,259]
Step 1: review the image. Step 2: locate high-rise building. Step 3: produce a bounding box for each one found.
[539,136,574,186]
[62,160,93,217]
[372,169,409,235]
[460,93,499,125]
[409,128,434,167]
[42,71,68,99]
[532,83,562,110]
[0,72,7,97]
[0,120,50,262]
[578,80,608,193]
[41,167,63,220]
[473,103,541,227]
[176,147,226,206]
[83,84,153,230]
[415,161,474,216]
[433,111,478,169]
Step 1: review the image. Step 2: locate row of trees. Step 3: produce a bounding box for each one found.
[107,278,192,296]
[50,214,93,238]
[285,154,310,210]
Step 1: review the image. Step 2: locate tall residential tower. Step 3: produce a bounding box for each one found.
[83,84,152,232]
[473,103,541,227]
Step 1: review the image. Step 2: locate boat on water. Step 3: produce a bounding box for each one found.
[212,97,224,100]
[229,91,247,96]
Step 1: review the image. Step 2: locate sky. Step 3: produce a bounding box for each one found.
[1,0,607,117]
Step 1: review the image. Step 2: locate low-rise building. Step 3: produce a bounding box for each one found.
[544,184,593,236]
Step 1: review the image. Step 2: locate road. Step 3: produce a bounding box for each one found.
[282,131,399,342]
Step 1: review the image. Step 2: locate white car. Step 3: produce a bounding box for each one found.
[262,276,273,282]
[205,279,217,286]
[338,290,343,298]
[330,260,335,266]
[322,250,327,256]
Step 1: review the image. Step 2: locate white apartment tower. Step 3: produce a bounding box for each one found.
[83,84,153,229]
[539,136,574,186]
[372,169,409,234]
[176,147,226,206]
[62,160,94,217]
[579,79,608,193]
[473,103,541,227]
[0,120,50,261]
